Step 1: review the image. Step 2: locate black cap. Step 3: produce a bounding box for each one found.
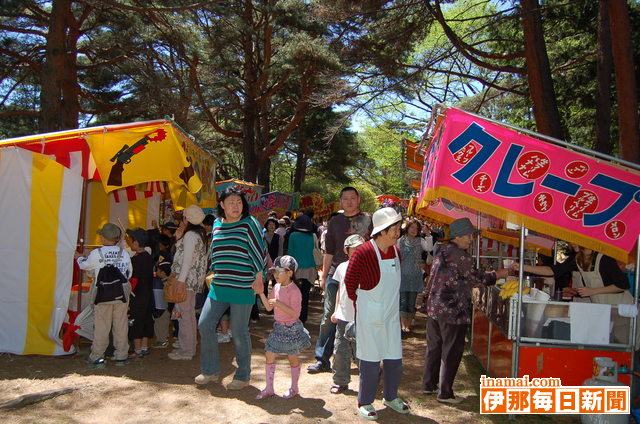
[126,228,149,246]
[161,222,178,230]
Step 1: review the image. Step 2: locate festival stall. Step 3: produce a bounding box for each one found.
[299,193,340,220]
[259,191,293,218]
[375,194,409,214]
[0,119,216,355]
[418,106,640,387]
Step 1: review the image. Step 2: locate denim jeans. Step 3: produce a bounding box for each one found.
[198,297,253,381]
[314,276,338,364]
[399,291,418,317]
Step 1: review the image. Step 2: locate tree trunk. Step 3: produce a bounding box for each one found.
[594,0,613,155]
[242,101,259,182]
[257,158,271,192]
[293,138,309,192]
[608,0,640,162]
[40,0,80,132]
[241,0,259,183]
[520,0,564,140]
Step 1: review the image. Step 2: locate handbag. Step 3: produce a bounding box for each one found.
[164,274,187,303]
[312,234,323,266]
[204,271,214,289]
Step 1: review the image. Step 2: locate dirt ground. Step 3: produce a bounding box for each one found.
[0,296,580,424]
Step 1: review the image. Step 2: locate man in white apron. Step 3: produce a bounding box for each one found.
[344,208,410,420]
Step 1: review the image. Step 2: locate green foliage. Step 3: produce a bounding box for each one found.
[2,0,638,189]
[351,182,377,214]
[349,122,416,197]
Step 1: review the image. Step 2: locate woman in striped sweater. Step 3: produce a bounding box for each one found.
[195,187,267,390]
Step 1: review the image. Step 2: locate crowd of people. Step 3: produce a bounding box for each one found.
[75,185,522,420]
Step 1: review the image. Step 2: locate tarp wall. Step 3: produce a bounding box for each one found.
[0,148,82,355]
[84,181,160,246]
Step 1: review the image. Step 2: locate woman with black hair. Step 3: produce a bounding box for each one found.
[513,245,632,342]
[167,205,209,361]
[195,187,267,390]
[264,218,283,260]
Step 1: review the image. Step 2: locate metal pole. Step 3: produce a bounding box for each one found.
[631,235,640,396]
[511,226,527,378]
[476,214,482,269]
[0,119,167,147]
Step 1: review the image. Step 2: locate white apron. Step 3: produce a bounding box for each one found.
[575,253,635,344]
[575,253,634,305]
[355,240,402,362]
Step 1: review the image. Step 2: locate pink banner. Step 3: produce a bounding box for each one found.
[416,198,554,256]
[419,107,640,262]
[260,191,292,212]
[419,197,498,228]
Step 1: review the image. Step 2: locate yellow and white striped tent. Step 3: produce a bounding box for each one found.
[0,120,216,355]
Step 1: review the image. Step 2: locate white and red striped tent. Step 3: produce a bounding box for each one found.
[0,120,216,356]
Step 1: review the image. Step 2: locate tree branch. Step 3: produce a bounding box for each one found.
[429,0,526,73]
[0,24,46,37]
[0,47,41,72]
[0,110,39,118]
[258,71,315,165]
[188,56,243,139]
[91,0,225,13]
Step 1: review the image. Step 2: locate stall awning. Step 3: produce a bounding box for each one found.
[0,120,206,196]
[406,140,425,172]
[418,107,640,263]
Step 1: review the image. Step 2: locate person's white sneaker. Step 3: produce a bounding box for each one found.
[194,374,219,385]
[172,340,180,349]
[226,379,250,390]
[168,352,192,360]
[217,332,231,343]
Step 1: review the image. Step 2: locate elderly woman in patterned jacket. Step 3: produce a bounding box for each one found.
[421,218,508,404]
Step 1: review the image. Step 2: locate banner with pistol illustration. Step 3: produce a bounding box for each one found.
[85,123,202,194]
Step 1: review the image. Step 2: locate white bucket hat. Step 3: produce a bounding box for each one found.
[371,207,402,237]
[183,205,205,225]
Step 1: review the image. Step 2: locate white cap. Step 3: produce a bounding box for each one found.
[371,207,402,236]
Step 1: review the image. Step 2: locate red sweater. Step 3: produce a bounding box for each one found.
[345,241,400,303]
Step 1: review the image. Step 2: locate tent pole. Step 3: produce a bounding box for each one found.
[631,234,640,397]
[74,179,89,352]
[476,214,481,269]
[512,226,527,380]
